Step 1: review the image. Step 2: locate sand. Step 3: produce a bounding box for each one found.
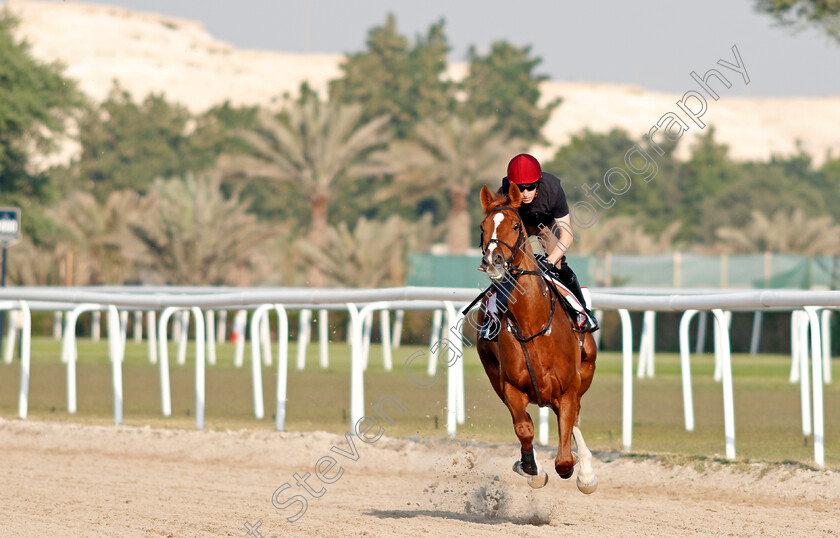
[1,417,838,537]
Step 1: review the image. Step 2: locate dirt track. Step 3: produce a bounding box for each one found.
[1,418,838,536]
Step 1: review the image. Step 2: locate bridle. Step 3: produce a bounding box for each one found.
[479,206,532,276]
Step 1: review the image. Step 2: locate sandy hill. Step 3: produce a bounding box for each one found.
[6,0,840,164]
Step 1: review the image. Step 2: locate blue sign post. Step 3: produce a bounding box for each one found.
[0,208,22,354]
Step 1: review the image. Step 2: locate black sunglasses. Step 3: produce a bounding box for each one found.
[516,181,539,192]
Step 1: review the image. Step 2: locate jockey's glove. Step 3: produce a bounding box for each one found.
[533,253,555,274]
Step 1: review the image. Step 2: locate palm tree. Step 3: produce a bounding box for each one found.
[716,209,840,254]
[297,214,440,288]
[127,173,280,285]
[372,116,524,254]
[47,190,147,284]
[217,90,391,284]
[229,219,305,287]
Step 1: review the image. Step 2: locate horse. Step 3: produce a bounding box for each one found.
[474,183,599,494]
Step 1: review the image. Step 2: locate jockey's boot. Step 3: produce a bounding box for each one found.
[479,316,500,340]
[554,262,599,333]
[479,320,493,340]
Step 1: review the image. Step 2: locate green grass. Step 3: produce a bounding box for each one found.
[1,336,838,468]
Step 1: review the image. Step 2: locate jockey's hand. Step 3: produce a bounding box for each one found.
[533,253,554,273]
[478,264,486,272]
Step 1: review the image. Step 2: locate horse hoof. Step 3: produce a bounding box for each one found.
[513,461,548,489]
[557,453,576,479]
[527,469,549,489]
[576,475,598,494]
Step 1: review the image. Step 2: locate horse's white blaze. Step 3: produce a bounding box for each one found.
[487,213,505,257]
[573,424,597,494]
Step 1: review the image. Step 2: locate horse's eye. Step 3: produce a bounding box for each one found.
[513,223,520,230]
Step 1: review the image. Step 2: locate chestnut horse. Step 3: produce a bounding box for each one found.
[475,183,598,493]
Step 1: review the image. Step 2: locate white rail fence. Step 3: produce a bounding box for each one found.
[0,287,837,467]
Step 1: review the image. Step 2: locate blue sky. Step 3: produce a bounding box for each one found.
[78,0,840,96]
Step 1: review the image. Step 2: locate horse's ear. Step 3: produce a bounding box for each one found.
[508,183,523,208]
[480,185,494,211]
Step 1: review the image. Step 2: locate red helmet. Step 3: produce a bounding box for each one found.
[507,153,542,185]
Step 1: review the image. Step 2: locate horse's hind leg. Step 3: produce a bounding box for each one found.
[579,333,598,397]
[554,391,580,479]
[503,383,548,488]
[573,421,597,494]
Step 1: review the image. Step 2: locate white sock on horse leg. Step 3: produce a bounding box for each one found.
[573,425,596,488]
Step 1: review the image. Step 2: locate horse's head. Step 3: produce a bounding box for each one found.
[479,183,526,282]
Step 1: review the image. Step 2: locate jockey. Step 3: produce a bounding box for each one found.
[494,153,599,333]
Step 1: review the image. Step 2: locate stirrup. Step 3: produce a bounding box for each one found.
[577,311,600,333]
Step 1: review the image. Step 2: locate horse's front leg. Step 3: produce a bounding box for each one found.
[477,341,505,403]
[503,382,548,488]
[554,390,580,479]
